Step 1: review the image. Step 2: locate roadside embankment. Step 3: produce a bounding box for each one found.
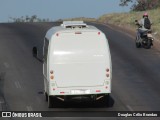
[95,8,160,51]
[97,7,160,42]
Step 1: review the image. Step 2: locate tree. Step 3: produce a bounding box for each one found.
[25,15,30,22]
[8,15,52,23]
[132,0,160,11]
[120,0,160,11]
[119,0,133,6]
[30,15,37,22]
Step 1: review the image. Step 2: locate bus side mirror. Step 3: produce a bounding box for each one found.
[32,46,38,58]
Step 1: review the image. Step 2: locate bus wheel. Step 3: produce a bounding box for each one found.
[45,92,48,102]
[48,96,61,108]
[48,96,53,108]
[105,94,114,107]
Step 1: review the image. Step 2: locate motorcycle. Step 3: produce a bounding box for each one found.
[135,20,154,49]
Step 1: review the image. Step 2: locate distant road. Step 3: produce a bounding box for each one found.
[0,22,160,119]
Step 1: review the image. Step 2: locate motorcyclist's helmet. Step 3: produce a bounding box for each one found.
[143,12,148,18]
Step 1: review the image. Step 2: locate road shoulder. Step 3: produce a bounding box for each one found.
[98,22,160,52]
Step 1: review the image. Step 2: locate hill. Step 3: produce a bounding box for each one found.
[97,7,160,40]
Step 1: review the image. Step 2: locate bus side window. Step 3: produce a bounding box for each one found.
[43,38,49,62]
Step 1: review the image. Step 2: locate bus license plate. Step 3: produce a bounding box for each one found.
[71,89,90,94]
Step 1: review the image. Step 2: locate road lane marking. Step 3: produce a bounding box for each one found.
[3,62,9,68]
[26,106,33,111]
[126,105,134,112]
[15,81,21,89]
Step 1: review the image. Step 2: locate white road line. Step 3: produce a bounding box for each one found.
[26,106,33,111]
[126,105,134,112]
[15,81,21,89]
[3,62,9,68]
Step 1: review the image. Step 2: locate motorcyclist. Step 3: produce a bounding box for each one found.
[135,12,151,42]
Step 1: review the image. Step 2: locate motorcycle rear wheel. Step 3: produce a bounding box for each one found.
[144,40,151,49]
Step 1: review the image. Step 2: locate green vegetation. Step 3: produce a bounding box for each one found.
[97,7,160,39]
[9,15,51,22]
[119,0,160,11]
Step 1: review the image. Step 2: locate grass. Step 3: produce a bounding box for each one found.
[61,8,160,40]
[97,7,160,39]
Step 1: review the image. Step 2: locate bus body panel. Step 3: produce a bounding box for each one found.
[43,22,112,97]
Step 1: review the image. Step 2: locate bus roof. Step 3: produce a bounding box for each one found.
[45,21,101,40]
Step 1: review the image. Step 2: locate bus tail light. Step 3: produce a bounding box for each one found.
[50,76,54,80]
[96,90,101,92]
[50,70,54,74]
[106,74,109,77]
[75,32,82,34]
[56,33,59,36]
[106,68,110,78]
[98,32,101,35]
[50,70,54,80]
[106,68,109,72]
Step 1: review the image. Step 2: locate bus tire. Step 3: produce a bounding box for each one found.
[105,94,114,107]
[45,92,48,102]
[48,96,53,108]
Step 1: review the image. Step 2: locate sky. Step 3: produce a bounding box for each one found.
[0,0,132,22]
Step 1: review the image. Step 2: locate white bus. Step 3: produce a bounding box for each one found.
[42,21,112,108]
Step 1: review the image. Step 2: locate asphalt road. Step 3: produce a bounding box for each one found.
[0,22,160,120]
